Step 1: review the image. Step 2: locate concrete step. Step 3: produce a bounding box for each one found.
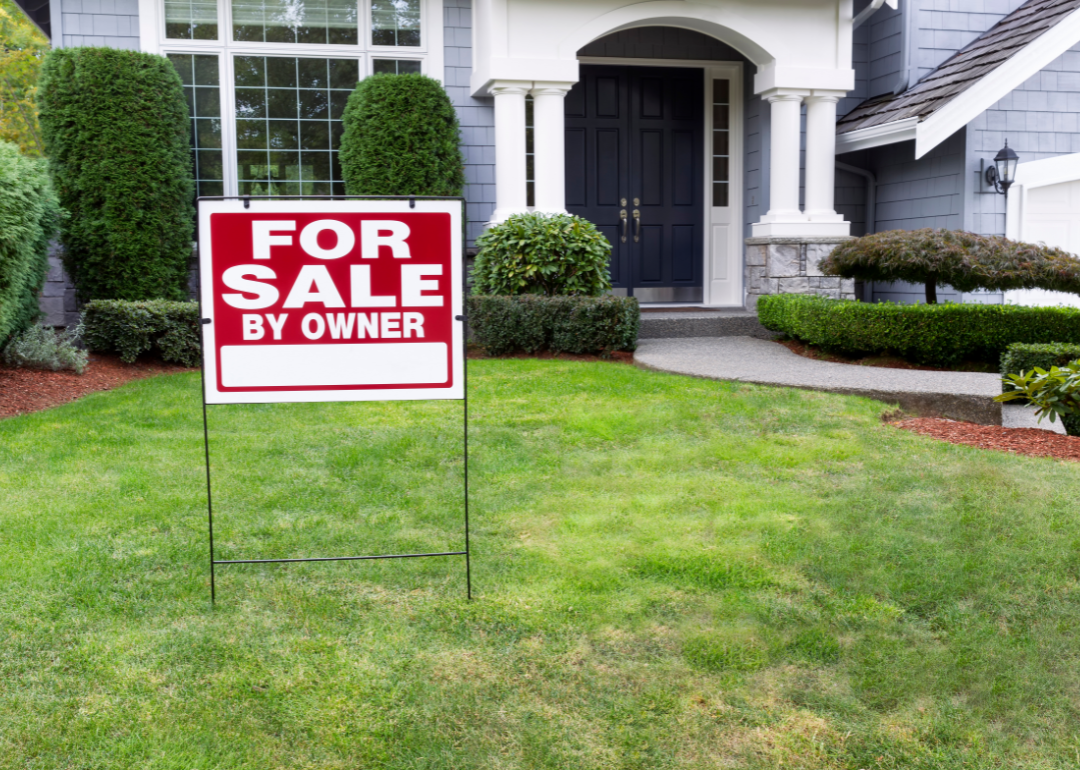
[638,309,770,340]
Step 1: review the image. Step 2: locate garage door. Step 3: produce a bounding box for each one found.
[1007,178,1080,308]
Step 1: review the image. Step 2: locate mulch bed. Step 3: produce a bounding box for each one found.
[0,355,195,420]
[890,416,1080,462]
[467,347,634,364]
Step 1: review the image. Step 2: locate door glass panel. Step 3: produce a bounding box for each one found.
[165,0,218,39]
[168,54,224,198]
[232,0,358,45]
[712,79,730,208]
[234,56,358,197]
[371,0,421,46]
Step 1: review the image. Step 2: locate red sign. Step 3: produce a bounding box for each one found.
[197,199,464,404]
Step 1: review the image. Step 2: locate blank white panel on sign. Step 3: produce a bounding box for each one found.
[221,343,449,388]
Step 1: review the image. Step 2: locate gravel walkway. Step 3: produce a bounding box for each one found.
[634,336,1063,431]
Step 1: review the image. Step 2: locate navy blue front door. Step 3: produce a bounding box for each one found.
[565,65,704,298]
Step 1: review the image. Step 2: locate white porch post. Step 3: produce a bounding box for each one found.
[766,91,804,220]
[491,81,531,222]
[531,82,573,214]
[804,92,845,222]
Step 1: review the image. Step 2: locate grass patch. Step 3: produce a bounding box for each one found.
[3,360,1080,768]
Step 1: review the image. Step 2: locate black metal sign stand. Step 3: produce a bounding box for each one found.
[196,195,471,605]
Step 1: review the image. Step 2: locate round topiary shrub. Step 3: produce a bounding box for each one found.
[472,213,613,297]
[0,140,60,344]
[37,47,194,302]
[340,73,464,196]
[821,228,1080,304]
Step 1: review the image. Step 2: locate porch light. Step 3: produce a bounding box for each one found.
[985,140,1019,196]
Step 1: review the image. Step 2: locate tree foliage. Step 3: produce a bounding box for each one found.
[37,47,194,301]
[0,0,49,156]
[0,139,59,343]
[340,73,464,196]
[821,228,1080,304]
[472,213,613,297]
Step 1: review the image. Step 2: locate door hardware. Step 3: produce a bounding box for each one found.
[633,197,640,206]
[620,198,627,207]
[632,209,641,242]
[619,209,628,243]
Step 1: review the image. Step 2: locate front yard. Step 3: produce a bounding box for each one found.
[2,359,1079,769]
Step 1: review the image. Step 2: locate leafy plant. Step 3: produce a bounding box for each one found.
[757,293,1080,367]
[467,295,638,356]
[82,299,200,366]
[37,48,194,302]
[472,213,613,297]
[0,0,48,156]
[995,361,1080,436]
[821,228,1080,304]
[3,321,87,373]
[340,73,464,196]
[0,140,60,343]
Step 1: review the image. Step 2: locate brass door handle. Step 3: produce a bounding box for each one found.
[619,209,628,243]
[632,209,641,242]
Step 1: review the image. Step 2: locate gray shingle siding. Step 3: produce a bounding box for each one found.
[57,0,141,50]
[444,0,494,246]
[868,4,904,96]
[916,0,1028,80]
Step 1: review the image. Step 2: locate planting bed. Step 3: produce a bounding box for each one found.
[893,416,1080,461]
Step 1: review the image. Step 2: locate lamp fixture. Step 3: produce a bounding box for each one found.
[985,140,1019,197]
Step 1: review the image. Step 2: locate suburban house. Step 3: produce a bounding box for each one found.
[15,0,1080,312]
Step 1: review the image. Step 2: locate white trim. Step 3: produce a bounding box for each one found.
[1005,152,1080,241]
[834,116,917,154]
[576,56,745,307]
[915,5,1080,159]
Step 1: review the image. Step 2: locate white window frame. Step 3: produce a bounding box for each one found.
[139,0,443,196]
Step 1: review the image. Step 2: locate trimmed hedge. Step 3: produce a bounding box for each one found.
[340,74,464,196]
[82,299,200,366]
[467,295,638,356]
[37,48,194,302]
[0,140,60,343]
[758,293,1080,367]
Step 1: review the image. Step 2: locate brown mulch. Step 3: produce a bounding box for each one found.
[890,415,1080,461]
[467,347,634,364]
[778,338,994,373]
[0,354,195,420]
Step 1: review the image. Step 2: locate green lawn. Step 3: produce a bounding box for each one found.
[2,360,1080,769]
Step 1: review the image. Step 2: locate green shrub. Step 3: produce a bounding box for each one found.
[340,74,464,196]
[37,48,194,302]
[1000,343,1080,403]
[2,322,87,374]
[467,295,638,356]
[758,293,1080,367]
[472,213,613,297]
[82,299,200,365]
[821,228,1080,304]
[995,361,1080,436]
[0,140,60,343]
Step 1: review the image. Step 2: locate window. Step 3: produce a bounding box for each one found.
[525,95,534,207]
[371,0,420,46]
[232,0,358,44]
[372,59,421,75]
[712,79,730,207]
[234,56,358,196]
[168,53,224,197]
[165,0,218,39]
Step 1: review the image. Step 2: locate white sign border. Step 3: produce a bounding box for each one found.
[197,198,465,405]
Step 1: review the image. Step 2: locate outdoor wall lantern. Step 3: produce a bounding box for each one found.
[985,140,1019,197]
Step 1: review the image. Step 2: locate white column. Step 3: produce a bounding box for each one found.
[765,91,805,220]
[490,81,531,223]
[531,82,573,214]
[804,93,844,221]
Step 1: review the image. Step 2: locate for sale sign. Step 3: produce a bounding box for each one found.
[197,199,464,404]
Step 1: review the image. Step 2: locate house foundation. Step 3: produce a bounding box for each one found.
[743,236,856,311]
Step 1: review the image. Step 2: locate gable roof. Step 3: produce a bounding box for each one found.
[836,0,1080,157]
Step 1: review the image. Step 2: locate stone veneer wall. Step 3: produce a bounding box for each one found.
[40,246,81,328]
[744,236,856,311]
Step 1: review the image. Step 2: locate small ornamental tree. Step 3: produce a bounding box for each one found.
[340,73,464,196]
[472,213,613,297]
[0,140,60,343]
[821,228,1080,304]
[37,48,194,301]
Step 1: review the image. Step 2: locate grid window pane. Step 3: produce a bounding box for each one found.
[371,0,420,47]
[235,56,356,197]
[165,0,218,39]
[167,54,224,199]
[525,95,534,207]
[712,79,730,208]
[232,0,358,45]
[373,58,421,75]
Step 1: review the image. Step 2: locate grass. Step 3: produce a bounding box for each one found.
[2,359,1080,769]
